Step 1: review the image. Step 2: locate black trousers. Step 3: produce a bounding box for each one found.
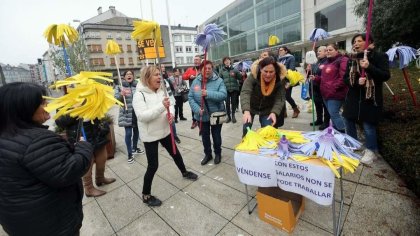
[226,90,239,117]
[142,134,187,195]
[285,86,298,109]
[174,96,184,119]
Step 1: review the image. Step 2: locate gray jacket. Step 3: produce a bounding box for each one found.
[115,80,138,127]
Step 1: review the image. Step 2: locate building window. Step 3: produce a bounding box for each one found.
[116,32,122,40]
[184,35,192,42]
[125,33,131,40]
[110,58,115,66]
[129,57,134,65]
[127,45,132,52]
[176,57,183,64]
[107,33,113,39]
[315,0,346,32]
[90,58,104,66]
[87,44,103,53]
[195,47,198,53]
[175,46,183,53]
[186,46,192,53]
[228,9,254,37]
[85,31,100,39]
[173,35,182,42]
[186,57,193,63]
[120,58,125,65]
[118,44,124,52]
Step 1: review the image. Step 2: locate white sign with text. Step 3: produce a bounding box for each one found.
[234,152,277,187]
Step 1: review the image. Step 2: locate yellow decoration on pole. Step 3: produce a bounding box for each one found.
[268,35,280,46]
[43,24,79,46]
[286,70,305,86]
[105,40,121,55]
[44,71,123,121]
[131,20,162,46]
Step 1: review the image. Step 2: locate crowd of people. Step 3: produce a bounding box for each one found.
[0,32,390,234]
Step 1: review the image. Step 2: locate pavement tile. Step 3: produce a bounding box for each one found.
[301,199,349,234]
[216,222,251,236]
[341,164,363,183]
[93,167,125,193]
[134,149,173,168]
[127,175,179,202]
[154,191,228,236]
[96,185,149,231]
[206,162,257,197]
[359,158,414,196]
[333,179,357,206]
[109,161,146,183]
[82,193,96,206]
[155,160,202,189]
[0,227,7,236]
[106,152,130,168]
[184,175,247,220]
[116,210,178,236]
[179,149,218,174]
[80,200,114,236]
[343,184,420,236]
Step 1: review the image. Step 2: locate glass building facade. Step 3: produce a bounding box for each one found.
[205,0,301,61]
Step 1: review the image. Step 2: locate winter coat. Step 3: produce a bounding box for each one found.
[55,116,110,151]
[342,50,390,124]
[188,72,227,122]
[278,54,296,70]
[219,66,242,92]
[309,57,328,101]
[169,75,187,96]
[115,80,138,127]
[240,60,287,116]
[182,66,199,81]
[132,82,175,142]
[0,126,93,236]
[313,54,349,100]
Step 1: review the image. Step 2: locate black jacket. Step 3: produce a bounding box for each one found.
[0,126,93,236]
[342,50,390,124]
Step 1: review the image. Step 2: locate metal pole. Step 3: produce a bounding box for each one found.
[165,0,176,68]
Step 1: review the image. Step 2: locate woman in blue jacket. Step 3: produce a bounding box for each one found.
[188,60,227,165]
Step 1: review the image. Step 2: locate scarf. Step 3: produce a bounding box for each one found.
[260,77,276,96]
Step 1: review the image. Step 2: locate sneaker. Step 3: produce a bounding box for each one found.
[175,137,181,144]
[134,148,145,155]
[142,195,162,207]
[182,171,198,180]
[127,155,134,164]
[360,149,378,165]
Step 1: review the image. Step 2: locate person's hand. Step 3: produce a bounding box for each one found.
[309,75,315,81]
[358,77,366,85]
[167,113,174,124]
[243,111,252,124]
[162,97,170,109]
[267,113,277,126]
[285,82,290,89]
[79,136,85,142]
[199,108,204,116]
[306,64,312,71]
[201,89,207,97]
[121,88,131,96]
[360,58,369,69]
[190,75,196,79]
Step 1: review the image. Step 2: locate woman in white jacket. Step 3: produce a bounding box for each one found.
[133,65,197,207]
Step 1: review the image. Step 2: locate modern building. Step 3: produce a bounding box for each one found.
[202,0,363,65]
[0,63,33,84]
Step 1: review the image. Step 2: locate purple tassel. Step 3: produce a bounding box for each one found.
[309,28,330,42]
[195,23,226,52]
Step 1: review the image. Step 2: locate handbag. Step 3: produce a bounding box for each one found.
[204,98,227,125]
[181,89,189,103]
[300,80,310,101]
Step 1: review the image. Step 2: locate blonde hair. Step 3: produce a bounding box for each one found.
[140,65,159,87]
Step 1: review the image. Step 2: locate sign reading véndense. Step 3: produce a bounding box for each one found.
[137,38,166,60]
[234,152,335,206]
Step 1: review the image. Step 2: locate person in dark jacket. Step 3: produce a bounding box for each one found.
[307,46,330,129]
[310,43,349,132]
[219,56,242,123]
[115,70,145,164]
[343,33,390,165]
[241,57,287,137]
[278,46,300,118]
[0,82,93,236]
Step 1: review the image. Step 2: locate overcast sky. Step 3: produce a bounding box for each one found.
[0,0,234,66]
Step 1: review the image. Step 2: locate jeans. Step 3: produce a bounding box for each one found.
[124,126,139,156]
[242,114,274,137]
[344,118,378,151]
[201,121,222,156]
[323,99,345,131]
[226,91,239,117]
[142,135,187,195]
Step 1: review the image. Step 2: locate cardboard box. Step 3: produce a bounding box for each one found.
[256,187,305,233]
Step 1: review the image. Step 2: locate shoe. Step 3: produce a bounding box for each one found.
[319,122,329,130]
[180,117,187,121]
[175,137,181,144]
[142,195,162,207]
[182,171,198,180]
[226,117,231,123]
[360,149,378,165]
[310,120,323,126]
[134,148,145,155]
[292,107,300,118]
[191,121,198,129]
[232,116,237,123]
[95,167,116,186]
[127,155,134,164]
[201,154,213,165]
[175,119,178,123]
[214,154,221,164]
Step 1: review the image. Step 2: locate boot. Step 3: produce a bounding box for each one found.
[214,154,221,164]
[226,114,231,123]
[292,107,300,118]
[201,154,213,165]
[83,161,106,197]
[95,146,116,186]
[232,115,237,123]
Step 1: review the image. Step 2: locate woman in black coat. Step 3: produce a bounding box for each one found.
[343,33,390,165]
[0,82,93,236]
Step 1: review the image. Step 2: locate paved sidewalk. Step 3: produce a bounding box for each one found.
[1,89,419,236]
